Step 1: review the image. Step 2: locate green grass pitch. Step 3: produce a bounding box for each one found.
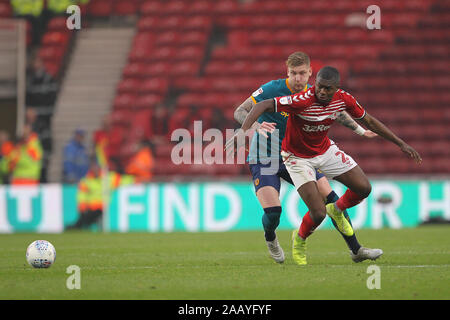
[0,225,449,300]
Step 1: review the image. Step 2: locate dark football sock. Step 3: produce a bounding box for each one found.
[262,206,282,242]
[327,191,361,254]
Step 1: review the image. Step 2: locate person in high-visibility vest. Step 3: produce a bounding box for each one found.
[11,0,44,17]
[0,131,14,184]
[47,0,90,14]
[125,140,154,183]
[66,159,134,230]
[11,0,45,45]
[9,124,43,185]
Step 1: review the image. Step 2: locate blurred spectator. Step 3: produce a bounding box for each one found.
[8,124,43,185]
[25,107,49,144]
[66,159,134,230]
[93,115,117,170]
[62,128,89,184]
[0,131,14,184]
[25,107,52,182]
[26,57,58,107]
[11,0,45,45]
[125,140,154,183]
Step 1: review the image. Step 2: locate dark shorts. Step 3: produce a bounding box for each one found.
[249,159,325,193]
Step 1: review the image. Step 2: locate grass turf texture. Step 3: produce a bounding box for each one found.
[0,226,449,300]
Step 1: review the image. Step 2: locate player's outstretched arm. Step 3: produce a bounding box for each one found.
[335,111,377,138]
[359,113,422,163]
[241,99,276,131]
[225,99,275,155]
[234,97,276,138]
[234,97,254,125]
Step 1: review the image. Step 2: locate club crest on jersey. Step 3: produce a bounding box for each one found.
[252,88,263,97]
[279,96,292,105]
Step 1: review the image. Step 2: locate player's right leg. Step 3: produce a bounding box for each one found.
[281,151,329,265]
[249,162,284,263]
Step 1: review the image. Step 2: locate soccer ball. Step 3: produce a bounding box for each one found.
[26,240,56,268]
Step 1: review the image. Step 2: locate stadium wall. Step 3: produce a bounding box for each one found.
[0,180,449,233]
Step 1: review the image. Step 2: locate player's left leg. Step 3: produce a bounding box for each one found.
[316,174,362,256]
[250,161,285,263]
[319,146,383,262]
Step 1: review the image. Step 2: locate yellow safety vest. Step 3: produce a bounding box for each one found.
[11,0,44,17]
[47,0,89,13]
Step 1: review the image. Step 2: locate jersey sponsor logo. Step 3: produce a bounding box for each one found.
[279,96,292,105]
[252,88,263,97]
[280,111,289,118]
[254,178,260,186]
[302,124,331,132]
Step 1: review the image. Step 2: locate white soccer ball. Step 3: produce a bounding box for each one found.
[26,240,56,268]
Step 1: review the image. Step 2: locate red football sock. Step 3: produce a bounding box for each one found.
[335,189,365,211]
[298,211,320,240]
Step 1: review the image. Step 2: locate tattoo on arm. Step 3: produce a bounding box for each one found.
[234,97,255,125]
[335,111,359,130]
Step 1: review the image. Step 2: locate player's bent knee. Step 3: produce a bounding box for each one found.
[359,183,372,199]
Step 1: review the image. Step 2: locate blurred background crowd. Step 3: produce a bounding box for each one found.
[0,0,449,190]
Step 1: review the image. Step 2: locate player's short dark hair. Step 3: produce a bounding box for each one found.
[317,66,340,85]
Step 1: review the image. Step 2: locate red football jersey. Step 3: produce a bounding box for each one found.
[274,86,366,158]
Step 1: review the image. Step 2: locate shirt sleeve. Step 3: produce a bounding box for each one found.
[250,81,276,104]
[274,87,316,114]
[340,90,366,119]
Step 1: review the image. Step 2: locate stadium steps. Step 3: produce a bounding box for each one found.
[48,26,135,183]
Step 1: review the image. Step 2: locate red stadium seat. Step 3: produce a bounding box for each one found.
[0,2,11,17]
[188,0,213,15]
[145,62,171,76]
[47,17,67,30]
[158,16,185,30]
[117,78,140,94]
[184,15,212,31]
[175,46,204,61]
[113,93,138,110]
[41,31,70,46]
[114,0,138,16]
[165,0,186,14]
[169,61,199,77]
[214,0,239,15]
[87,0,112,17]
[123,63,147,77]
[137,16,159,31]
[152,47,176,60]
[140,0,162,16]
[156,31,181,45]
[38,46,65,61]
[179,31,208,46]
[135,94,163,109]
[139,78,169,95]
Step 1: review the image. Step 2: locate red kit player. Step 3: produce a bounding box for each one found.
[226,66,422,264]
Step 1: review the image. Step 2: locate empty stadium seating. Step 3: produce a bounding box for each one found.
[83,0,449,177]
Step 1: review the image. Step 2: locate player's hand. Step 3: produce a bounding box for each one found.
[363,130,378,138]
[400,143,422,164]
[253,121,277,138]
[224,128,246,157]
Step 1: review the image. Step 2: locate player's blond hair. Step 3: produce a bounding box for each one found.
[286,51,310,68]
